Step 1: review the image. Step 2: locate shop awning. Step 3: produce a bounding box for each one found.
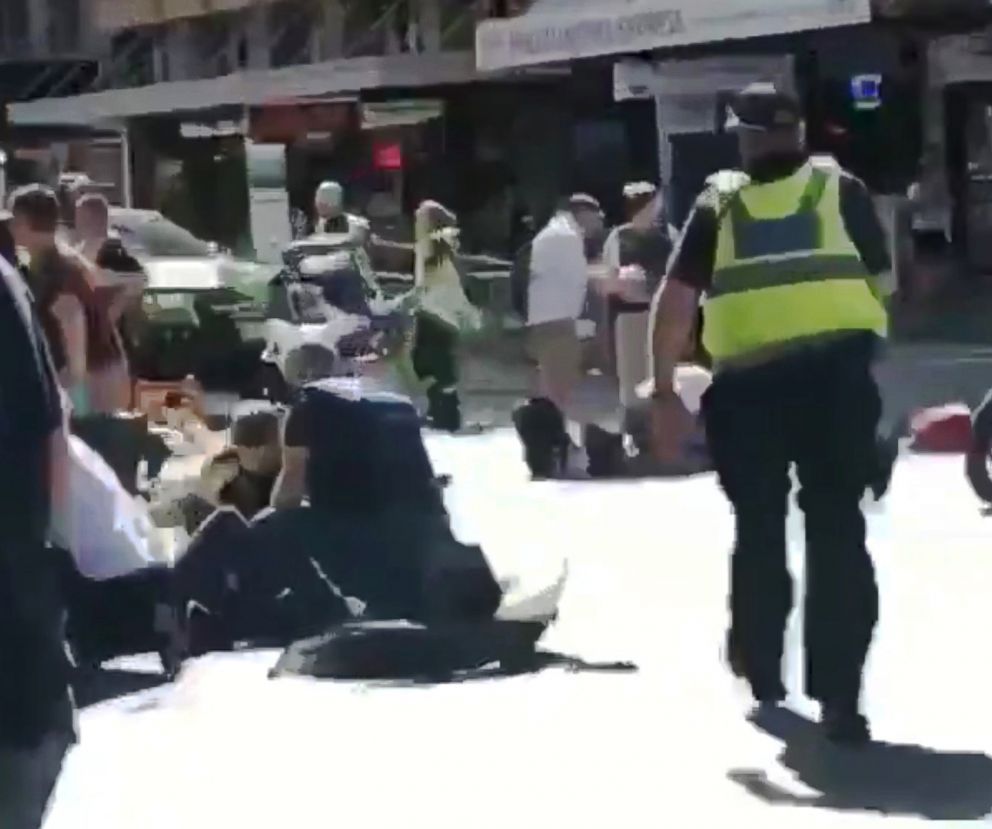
[8,51,480,127]
[476,0,872,71]
[874,0,990,19]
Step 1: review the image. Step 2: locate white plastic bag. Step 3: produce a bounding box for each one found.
[52,436,170,580]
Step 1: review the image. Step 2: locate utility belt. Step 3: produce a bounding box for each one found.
[713,330,881,375]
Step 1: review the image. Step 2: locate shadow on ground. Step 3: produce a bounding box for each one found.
[729,707,992,821]
[73,668,170,709]
[380,649,639,688]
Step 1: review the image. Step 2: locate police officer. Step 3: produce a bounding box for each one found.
[648,83,890,744]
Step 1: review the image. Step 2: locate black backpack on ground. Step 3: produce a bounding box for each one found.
[270,619,549,682]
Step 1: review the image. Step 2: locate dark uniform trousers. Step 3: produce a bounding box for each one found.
[702,332,881,705]
[412,313,461,432]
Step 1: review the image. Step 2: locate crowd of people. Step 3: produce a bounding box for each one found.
[0,173,522,827]
[1,80,901,827]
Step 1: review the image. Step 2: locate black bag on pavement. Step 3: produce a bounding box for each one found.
[270,619,548,682]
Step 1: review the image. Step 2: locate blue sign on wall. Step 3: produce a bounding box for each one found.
[851,74,882,110]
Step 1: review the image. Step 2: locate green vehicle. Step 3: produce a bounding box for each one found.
[109,209,278,391]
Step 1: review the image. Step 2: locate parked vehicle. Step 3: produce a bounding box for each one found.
[109,208,276,304]
[109,210,276,391]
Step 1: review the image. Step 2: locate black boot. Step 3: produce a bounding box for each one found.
[583,424,626,479]
[427,388,462,433]
[513,398,569,479]
[725,628,786,706]
[821,701,871,746]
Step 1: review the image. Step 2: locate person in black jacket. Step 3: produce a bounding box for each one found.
[0,222,76,829]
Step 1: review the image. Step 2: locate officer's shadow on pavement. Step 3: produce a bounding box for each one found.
[728,707,992,821]
[73,667,170,710]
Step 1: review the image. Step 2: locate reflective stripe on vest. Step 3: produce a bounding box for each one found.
[703,162,886,362]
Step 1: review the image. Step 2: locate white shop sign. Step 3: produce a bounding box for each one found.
[477,0,870,71]
[614,55,796,102]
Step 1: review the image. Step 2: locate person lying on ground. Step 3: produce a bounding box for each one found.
[513,364,713,480]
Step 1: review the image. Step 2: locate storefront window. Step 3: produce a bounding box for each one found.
[190,13,236,77]
[269,0,316,67]
[343,0,409,56]
[48,0,81,54]
[0,0,29,55]
[807,74,921,194]
[109,29,155,88]
[965,103,992,178]
[961,98,992,270]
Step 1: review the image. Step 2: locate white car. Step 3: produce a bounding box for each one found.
[106,210,277,390]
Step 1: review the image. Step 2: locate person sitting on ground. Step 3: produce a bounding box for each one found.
[192,406,283,528]
[513,363,713,480]
[10,185,131,416]
[173,345,501,654]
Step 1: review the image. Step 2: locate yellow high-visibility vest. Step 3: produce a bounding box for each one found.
[702,160,887,363]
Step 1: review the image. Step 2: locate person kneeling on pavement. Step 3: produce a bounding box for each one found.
[172,347,524,667]
[514,364,713,480]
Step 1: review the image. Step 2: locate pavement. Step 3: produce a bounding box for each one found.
[44,423,992,827]
[459,337,992,433]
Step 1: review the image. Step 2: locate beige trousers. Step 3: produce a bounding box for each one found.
[614,310,650,410]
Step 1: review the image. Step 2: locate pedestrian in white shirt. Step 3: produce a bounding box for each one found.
[526,194,603,414]
[596,182,676,429]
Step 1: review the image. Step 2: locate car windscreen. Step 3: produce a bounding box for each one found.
[112,215,213,258]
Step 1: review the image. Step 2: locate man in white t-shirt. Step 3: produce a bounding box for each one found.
[526,194,602,414]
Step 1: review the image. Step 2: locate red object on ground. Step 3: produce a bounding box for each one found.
[909,403,973,453]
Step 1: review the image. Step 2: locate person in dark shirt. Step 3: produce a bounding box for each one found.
[0,235,76,828]
[598,182,677,427]
[11,185,129,415]
[663,157,891,296]
[174,347,499,652]
[649,83,890,744]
